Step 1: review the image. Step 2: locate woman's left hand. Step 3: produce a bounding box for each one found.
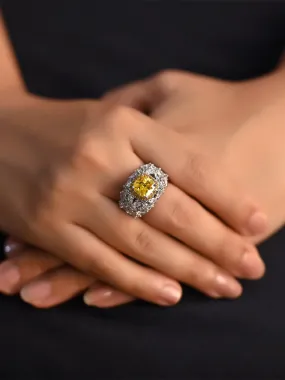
[2,69,282,309]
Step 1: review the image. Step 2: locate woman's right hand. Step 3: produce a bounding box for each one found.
[0,95,266,306]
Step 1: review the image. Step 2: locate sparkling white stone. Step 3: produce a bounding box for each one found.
[119,163,168,218]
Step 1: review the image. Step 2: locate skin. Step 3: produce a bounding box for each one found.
[4,69,285,309]
[0,14,269,308]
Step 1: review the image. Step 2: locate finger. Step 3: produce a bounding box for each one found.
[5,239,134,309]
[103,70,186,113]
[84,283,135,308]
[20,266,94,308]
[101,152,264,280]
[0,248,62,295]
[53,223,183,307]
[103,80,156,113]
[80,195,242,299]
[129,111,268,236]
[143,184,265,279]
[102,85,265,278]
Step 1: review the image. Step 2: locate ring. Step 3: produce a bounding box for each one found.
[119,163,169,218]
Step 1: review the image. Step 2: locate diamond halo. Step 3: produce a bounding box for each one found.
[119,163,168,218]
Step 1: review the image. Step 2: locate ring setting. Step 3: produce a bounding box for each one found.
[119,163,168,218]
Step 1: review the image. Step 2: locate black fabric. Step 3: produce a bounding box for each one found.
[1,1,285,379]
[3,1,285,98]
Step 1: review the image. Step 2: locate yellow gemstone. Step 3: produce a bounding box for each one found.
[132,174,157,199]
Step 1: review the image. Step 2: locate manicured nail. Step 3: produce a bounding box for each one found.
[0,262,20,292]
[20,281,51,303]
[246,211,267,235]
[4,240,23,256]
[216,274,242,299]
[84,288,114,305]
[158,285,182,306]
[241,251,265,279]
[84,287,133,308]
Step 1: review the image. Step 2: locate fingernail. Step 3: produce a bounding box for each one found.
[84,287,133,308]
[84,288,114,306]
[158,285,182,306]
[20,281,51,302]
[241,251,265,279]
[246,211,267,235]
[0,262,20,292]
[216,274,242,299]
[4,240,23,256]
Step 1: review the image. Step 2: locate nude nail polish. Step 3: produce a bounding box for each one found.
[84,288,115,306]
[0,262,20,292]
[241,251,265,279]
[20,281,51,302]
[215,275,242,299]
[158,285,182,306]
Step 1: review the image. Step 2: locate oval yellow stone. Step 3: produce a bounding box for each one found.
[132,174,157,199]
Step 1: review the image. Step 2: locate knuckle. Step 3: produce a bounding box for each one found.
[182,153,207,189]
[167,200,193,232]
[133,229,154,255]
[75,138,111,175]
[103,105,134,134]
[76,138,96,163]
[126,276,147,298]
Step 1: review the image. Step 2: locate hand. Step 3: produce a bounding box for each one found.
[0,76,266,306]
[3,237,134,308]
[123,69,285,237]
